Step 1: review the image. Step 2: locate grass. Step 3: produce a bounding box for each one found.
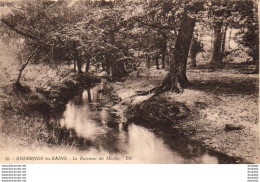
[0,40,93,152]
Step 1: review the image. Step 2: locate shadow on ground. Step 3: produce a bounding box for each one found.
[189,78,258,96]
[187,63,258,96]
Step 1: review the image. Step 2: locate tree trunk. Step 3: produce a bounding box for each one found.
[211,28,214,51]
[87,88,92,102]
[180,59,189,84]
[146,55,151,69]
[222,23,228,52]
[155,54,160,69]
[190,56,197,67]
[85,57,90,73]
[253,2,259,74]
[189,37,197,67]
[73,50,83,73]
[77,59,83,74]
[111,61,127,80]
[73,59,76,72]
[228,28,232,49]
[161,52,165,69]
[156,11,196,93]
[166,55,170,69]
[161,42,166,69]
[253,45,259,74]
[210,22,223,68]
[15,47,39,86]
[15,69,23,87]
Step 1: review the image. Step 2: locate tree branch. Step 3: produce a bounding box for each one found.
[1,19,40,41]
[19,46,40,72]
[15,46,40,85]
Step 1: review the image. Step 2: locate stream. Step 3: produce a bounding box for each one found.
[51,80,237,164]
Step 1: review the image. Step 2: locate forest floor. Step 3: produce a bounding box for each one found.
[113,65,259,163]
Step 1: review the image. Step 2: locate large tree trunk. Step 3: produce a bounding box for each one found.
[155,11,196,93]
[210,22,224,68]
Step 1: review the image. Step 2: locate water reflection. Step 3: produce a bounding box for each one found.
[60,103,106,141]
[127,124,183,163]
[58,83,219,164]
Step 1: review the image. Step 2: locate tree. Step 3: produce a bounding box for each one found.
[132,0,178,71]
[232,1,259,73]
[206,1,232,68]
[138,2,202,94]
[206,0,258,70]
[189,35,204,67]
[15,46,39,87]
[211,21,224,68]
[1,0,88,83]
[79,4,137,80]
[2,0,257,92]
[163,9,196,92]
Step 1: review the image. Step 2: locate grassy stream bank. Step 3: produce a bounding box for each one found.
[0,54,101,150]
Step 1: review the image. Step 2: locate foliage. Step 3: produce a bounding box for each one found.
[0,0,258,83]
[232,2,258,62]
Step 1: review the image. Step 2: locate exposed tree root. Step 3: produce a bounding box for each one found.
[135,73,185,97]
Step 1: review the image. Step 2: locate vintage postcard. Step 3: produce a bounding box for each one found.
[0,0,259,164]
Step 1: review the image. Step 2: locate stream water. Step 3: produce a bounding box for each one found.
[53,81,236,164]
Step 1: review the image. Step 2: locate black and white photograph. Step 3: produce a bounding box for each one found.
[0,0,259,166]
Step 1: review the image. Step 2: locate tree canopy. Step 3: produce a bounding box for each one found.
[0,0,258,89]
